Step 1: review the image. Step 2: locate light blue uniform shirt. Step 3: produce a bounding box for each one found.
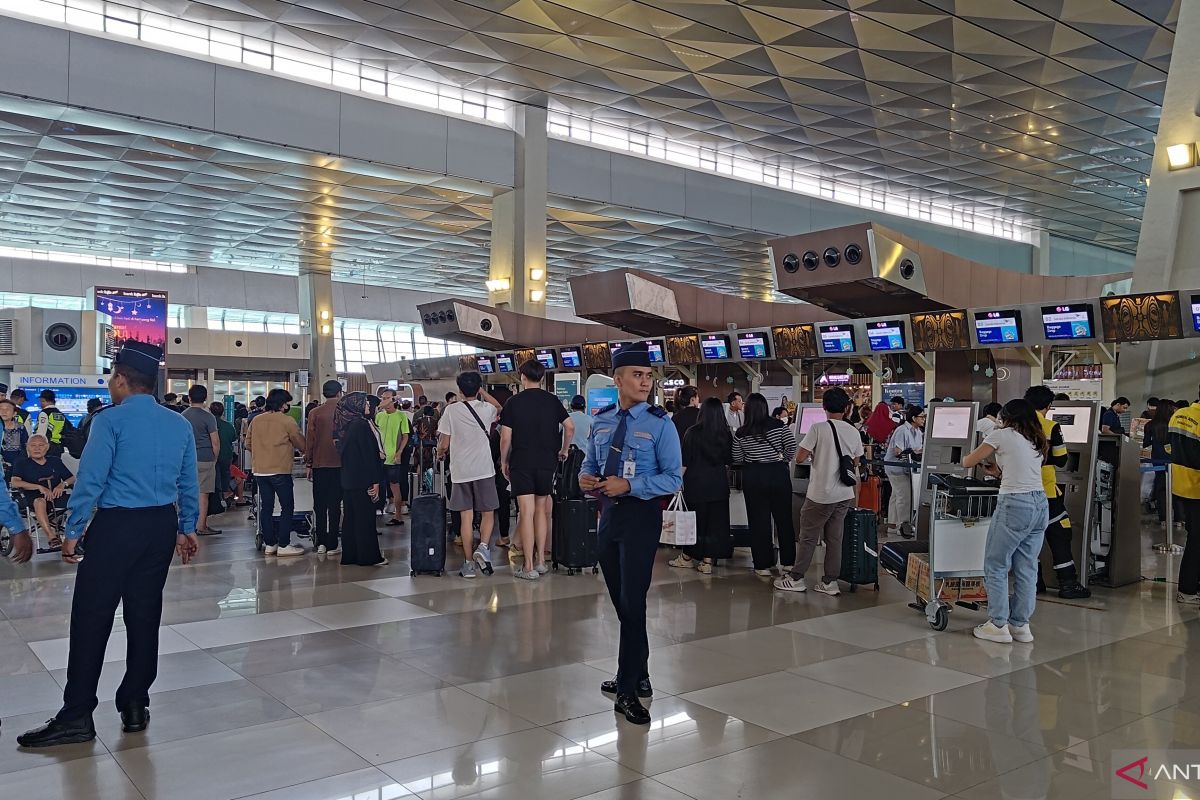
[569,410,593,451]
[65,394,200,540]
[582,402,683,500]
[0,474,25,533]
[885,422,924,475]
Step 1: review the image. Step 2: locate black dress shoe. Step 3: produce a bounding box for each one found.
[120,706,150,733]
[1058,582,1092,600]
[600,677,653,698]
[614,693,651,725]
[17,717,96,748]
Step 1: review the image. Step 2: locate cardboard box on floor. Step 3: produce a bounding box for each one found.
[904,552,987,603]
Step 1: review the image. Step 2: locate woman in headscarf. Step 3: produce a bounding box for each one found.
[335,392,388,567]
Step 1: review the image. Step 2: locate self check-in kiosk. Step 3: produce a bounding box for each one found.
[915,402,978,540]
[1042,402,1101,589]
[790,403,826,497]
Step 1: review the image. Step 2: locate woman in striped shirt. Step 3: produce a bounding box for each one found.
[733,393,798,576]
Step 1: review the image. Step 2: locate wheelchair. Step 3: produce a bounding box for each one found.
[12,487,72,556]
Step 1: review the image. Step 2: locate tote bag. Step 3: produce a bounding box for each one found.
[660,492,698,546]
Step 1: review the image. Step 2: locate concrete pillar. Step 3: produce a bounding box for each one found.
[1117,1,1200,402]
[299,221,336,388]
[489,104,548,316]
[1034,230,1051,277]
[183,306,208,329]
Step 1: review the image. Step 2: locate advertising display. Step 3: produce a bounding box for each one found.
[866,319,906,352]
[699,334,731,361]
[94,287,169,353]
[818,324,856,354]
[974,309,1022,345]
[736,330,771,359]
[1041,303,1094,340]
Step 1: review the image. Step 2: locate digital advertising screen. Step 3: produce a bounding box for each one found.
[699,334,731,361]
[559,348,582,369]
[736,331,772,360]
[974,309,1023,345]
[535,348,558,370]
[866,320,906,352]
[818,324,856,354]
[94,287,169,354]
[1041,303,1094,341]
[476,355,496,375]
[1192,295,1200,333]
[609,339,666,364]
[496,353,515,373]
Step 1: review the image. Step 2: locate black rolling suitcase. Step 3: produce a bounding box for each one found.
[555,445,584,501]
[409,458,447,576]
[879,540,928,583]
[839,507,879,591]
[553,497,599,575]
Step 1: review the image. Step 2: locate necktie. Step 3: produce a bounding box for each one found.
[603,410,630,478]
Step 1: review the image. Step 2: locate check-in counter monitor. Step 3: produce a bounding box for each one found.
[816,323,860,356]
[735,329,773,360]
[1043,402,1102,589]
[915,402,978,540]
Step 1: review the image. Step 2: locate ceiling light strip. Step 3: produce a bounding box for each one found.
[0,244,188,273]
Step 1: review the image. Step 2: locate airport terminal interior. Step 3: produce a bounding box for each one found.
[5,1,1200,798]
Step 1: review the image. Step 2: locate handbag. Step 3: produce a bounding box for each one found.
[660,491,697,546]
[828,421,859,487]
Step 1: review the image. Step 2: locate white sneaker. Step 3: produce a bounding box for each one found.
[1009,623,1034,643]
[974,621,1013,643]
[316,545,327,555]
[327,546,341,555]
[514,568,541,581]
[535,561,550,575]
[754,568,775,577]
[276,545,306,557]
[264,545,278,556]
[773,575,806,592]
[1178,592,1200,605]
[813,581,841,596]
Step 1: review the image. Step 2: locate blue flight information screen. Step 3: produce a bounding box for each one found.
[21,388,111,426]
[476,355,495,374]
[1041,304,1094,340]
[560,348,581,369]
[866,320,905,352]
[736,331,771,359]
[700,334,730,360]
[496,353,515,373]
[819,325,856,354]
[974,309,1022,345]
[1192,295,1200,332]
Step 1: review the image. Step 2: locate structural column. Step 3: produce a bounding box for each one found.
[488,104,548,316]
[299,227,336,388]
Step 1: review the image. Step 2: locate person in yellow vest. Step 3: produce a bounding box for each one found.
[1168,393,1200,605]
[1024,386,1090,599]
[32,390,73,459]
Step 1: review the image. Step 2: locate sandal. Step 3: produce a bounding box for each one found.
[668,555,695,569]
[46,536,63,550]
[697,560,713,574]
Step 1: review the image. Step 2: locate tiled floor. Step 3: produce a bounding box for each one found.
[1,505,1199,800]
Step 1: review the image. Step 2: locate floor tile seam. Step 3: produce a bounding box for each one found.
[221,766,397,800]
[874,641,1036,679]
[106,747,153,800]
[782,662,987,705]
[245,656,438,717]
[788,736,960,799]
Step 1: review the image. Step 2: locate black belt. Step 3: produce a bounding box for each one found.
[97,504,175,513]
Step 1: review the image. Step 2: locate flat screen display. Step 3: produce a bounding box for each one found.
[974,309,1023,345]
[736,331,771,359]
[700,334,731,360]
[1041,303,1095,340]
[476,355,496,375]
[866,320,906,352]
[95,287,169,354]
[1191,294,1200,332]
[1047,405,1094,444]
[609,340,666,364]
[535,348,557,370]
[496,353,515,373]
[797,405,827,436]
[819,324,856,354]
[930,406,973,440]
[559,348,582,369]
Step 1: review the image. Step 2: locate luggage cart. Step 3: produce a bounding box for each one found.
[911,482,997,631]
[254,477,315,551]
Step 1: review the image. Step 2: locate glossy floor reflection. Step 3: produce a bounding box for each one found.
[1,505,1199,799]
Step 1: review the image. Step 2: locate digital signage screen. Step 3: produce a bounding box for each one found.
[818,324,856,354]
[496,353,516,373]
[559,348,582,369]
[736,331,772,359]
[94,287,169,354]
[866,320,906,352]
[699,334,731,361]
[1193,295,1200,333]
[535,348,558,370]
[1041,303,1094,341]
[974,309,1022,345]
[476,355,496,375]
[609,339,666,364]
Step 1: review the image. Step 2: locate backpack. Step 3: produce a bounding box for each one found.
[59,415,85,459]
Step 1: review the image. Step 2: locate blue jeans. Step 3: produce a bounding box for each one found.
[258,475,294,547]
[984,491,1048,628]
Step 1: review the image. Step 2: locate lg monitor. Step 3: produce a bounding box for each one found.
[699,334,731,360]
[866,319,906,352]
[476,355,496,375]
[930,406,974,440]
[797,405,827,436]
[559,347,582,369]
[736,330,772,360]
[535,348,557,370]
[974,309,1023,345]
[609,339,666,364]
[1047,405,1094,444]
[818,324,856,355]
[495,353,515,373]
[1041,303,1095,341]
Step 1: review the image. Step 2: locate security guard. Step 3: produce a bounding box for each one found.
[10,388,29,428]
[32,389,71,457]
[580,342,682,725]
[18,341,200,748]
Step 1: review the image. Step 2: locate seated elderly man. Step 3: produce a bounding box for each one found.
[10,434,74,551]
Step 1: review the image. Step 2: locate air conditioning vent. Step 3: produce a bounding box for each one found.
[0,320,14,355]
[102,324,119,358]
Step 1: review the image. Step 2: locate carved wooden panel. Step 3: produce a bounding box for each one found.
[665,334,701,364]
[458,355,477,373]
[910,311,970,351]
[771,324,817,359]
[513,348,535,368]
[582,342,611,371]
[1100,292,1181,342]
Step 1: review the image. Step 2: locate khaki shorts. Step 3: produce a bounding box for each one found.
[447,477,500,513]
[197,460,217,493]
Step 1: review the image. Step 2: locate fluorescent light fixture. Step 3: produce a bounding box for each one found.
[319,309,330,320]
[485,278,510,292]
[320,324,330,335]
[1168,143,1196,170]
[529,289,545,302]
[529,267,545,281]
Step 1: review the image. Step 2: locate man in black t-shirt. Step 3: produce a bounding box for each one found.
[499,359,573,579]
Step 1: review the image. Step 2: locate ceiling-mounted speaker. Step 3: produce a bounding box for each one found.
[845,243,863,265]
[823,247,841,267]
[782,253,800,273]
[802,250,820,271]
[899,258,916,280]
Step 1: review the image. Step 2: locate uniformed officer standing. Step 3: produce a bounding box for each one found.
[18,341,200,748]
[580,342,682,725]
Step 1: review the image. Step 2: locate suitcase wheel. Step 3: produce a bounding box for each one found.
[410,570,415,576]
[255,534,263,552]
[848,584,857,593]
[567,568,576,576]
[592,567,599,575]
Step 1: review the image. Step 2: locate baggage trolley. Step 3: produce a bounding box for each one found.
[254,477,315,551]
[910,482,996,631]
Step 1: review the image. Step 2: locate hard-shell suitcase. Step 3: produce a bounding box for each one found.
[857,475,883,517]
[409,459,447,576]
[552,497,599,575]
[879,540,928,583]
[555,445,584,501]
[839,507,880,591]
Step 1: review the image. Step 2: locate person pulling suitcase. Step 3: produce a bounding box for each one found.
[579,342,682,726]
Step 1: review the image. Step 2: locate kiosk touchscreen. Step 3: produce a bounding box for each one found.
[1046,405,1094,445]
[790,403,824,496]
[1041,303,1095,341]
[1040,401,1102,590]
[914,402,979,542]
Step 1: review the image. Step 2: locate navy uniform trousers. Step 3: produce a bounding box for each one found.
[597,497,663,696]
[59,505,177,722]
